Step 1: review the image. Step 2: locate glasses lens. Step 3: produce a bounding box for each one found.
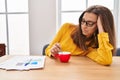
[81,20,96,27]
[86,22,95,27]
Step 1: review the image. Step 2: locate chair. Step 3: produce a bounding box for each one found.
[116,48,120,56]
[0,44,6,57]
[42,44,49,55]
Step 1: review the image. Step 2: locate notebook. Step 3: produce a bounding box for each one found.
[0,56,46,71]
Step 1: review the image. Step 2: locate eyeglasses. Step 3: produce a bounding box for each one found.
[81,19,97,27]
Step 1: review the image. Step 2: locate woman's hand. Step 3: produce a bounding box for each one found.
[97,16,104,33]
[50,43,61,57]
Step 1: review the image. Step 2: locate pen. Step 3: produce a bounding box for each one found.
[24,59,32,66]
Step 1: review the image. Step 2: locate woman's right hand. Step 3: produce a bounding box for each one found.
[50,43,61,57]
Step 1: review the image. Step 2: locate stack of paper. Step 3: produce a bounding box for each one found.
[0,56,45,71]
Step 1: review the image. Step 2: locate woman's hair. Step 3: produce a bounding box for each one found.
[71,5,116,55]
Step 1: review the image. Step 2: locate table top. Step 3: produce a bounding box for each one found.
[0,55,120,80]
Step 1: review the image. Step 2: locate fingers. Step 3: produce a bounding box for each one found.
[97,16,102,27]
[97,16,104,33]
[50,43,61,56]
[55,43,61,50]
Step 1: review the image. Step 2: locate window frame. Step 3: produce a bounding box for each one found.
[0,0,29,54]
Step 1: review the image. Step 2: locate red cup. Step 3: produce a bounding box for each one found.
[58,52,71,63]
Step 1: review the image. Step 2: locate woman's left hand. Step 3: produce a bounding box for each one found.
[97,16,104,33]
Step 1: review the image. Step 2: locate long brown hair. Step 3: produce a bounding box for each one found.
[71,5,116,55]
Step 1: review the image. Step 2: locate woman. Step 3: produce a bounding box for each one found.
[45,5,116,65]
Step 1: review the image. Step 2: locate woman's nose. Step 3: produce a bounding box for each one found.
[82,24,88,29]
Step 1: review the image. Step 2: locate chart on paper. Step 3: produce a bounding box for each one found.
[0,56,46,71]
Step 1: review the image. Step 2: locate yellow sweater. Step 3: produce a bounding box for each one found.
[45,23,113,65]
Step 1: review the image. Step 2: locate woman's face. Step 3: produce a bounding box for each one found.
[81,12,98,37]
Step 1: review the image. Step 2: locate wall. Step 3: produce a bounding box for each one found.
[118,0,120,47]
[29,0,56,54]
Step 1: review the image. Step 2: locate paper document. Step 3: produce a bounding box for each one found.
[0,56,46,71]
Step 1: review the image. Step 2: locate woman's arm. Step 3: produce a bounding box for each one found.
[45,23,69,57]
[86,17,113,65]
[87,32,113,65]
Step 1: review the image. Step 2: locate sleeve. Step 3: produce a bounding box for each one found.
[86,32,113,65]
[45,23,70,57]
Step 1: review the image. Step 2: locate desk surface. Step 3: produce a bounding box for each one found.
[0,55,120,80]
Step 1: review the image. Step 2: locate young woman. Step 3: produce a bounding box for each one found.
[45,5,116,65]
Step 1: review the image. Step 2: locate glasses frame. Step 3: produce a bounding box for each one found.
[81,19,97,27]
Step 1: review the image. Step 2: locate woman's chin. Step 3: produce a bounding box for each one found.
[82,33,89,38]
[82,32,87,36]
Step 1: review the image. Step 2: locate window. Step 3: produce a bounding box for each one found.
[57,0,120,48]
[57,0,115,27]
[0,0,29,55]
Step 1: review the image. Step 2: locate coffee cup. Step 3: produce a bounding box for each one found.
[58,51,71,63]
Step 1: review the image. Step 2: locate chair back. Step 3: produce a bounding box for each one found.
[116,48,120,56]
[42,44,49,55]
